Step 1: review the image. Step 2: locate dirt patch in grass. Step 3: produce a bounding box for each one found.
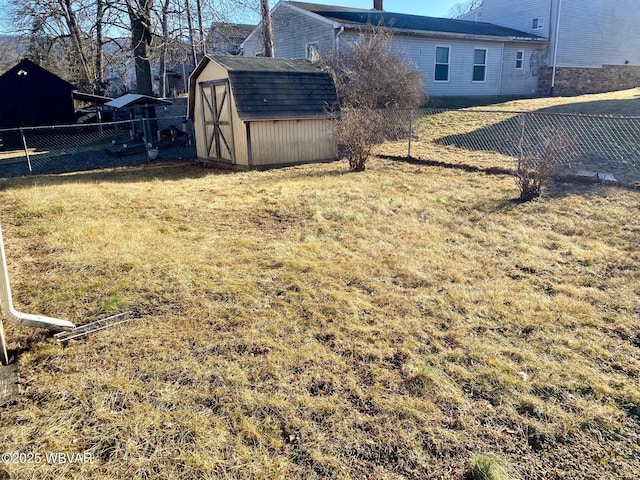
[0,154,638,479]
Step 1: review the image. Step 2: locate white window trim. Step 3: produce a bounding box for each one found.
[533,17,545,29]
[472,48,487,83]
[434,45,450,83]
[516,50,524,70]
[306,41,320,61]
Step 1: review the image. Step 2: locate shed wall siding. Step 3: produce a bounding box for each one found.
[250,119,336,166]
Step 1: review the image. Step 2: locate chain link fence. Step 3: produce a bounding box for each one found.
[4,105,640,185]
[376,108,640,185]
[0,115,195,178]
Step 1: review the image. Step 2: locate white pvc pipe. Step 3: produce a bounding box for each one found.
[0,225,75,332]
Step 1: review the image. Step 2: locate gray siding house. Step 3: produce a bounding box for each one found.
[459,0,640,95]
[242,1,546,97]
[207,23,256,56]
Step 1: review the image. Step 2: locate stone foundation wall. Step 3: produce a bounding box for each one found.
[537,65,640,96]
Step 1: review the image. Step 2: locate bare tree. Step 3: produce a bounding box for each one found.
[0,36,24,73]
[195,0,205,57]
[448,0,482,18]
[183,0,198,67]
[320,26,426,109]
[8,0,255,95]
[58,0,93,87]
[9,0,110,91]
[151,0,192,96]
[93,0,107,93]
[126,0,154,95]
[156,0,172,97]
[321,26,426,171]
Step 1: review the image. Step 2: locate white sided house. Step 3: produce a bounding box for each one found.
[459,0,640,96]
[188,56,339,169]
[242,1,546,97]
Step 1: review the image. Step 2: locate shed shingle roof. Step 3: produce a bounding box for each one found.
[194,56,339,121]
[289,1,544,41]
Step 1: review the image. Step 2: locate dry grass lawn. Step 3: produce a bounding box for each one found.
[0,90,639,479]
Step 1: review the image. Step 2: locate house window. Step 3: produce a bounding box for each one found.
[473,48,487,82]
[435,46,450,82]
[532,17,544,29]
[306,42,320,62]
[226,36,244,55]
[516,50,524,69]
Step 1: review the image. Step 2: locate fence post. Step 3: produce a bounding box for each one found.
[408,109,414,159]
[0,315,8,365]
[19,128,32,173]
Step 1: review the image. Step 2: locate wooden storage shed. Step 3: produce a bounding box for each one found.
[188,56,339,169]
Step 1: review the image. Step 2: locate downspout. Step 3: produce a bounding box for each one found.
[0,225,75,331]
[497,42,504,95]
[550,0,563,96]
[335,26,344,52]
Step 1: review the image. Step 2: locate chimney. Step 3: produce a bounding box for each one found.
[373,0,383,11]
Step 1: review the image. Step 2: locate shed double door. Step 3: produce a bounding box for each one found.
[199,79,235,163]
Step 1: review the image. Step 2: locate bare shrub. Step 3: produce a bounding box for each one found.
[320,25,426,171]
[320,26,426,110]
[334,107,383,172]
[514,117,574,201]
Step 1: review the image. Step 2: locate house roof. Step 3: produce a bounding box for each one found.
[188,56,339,121]
[0,58,76,89]
[288,1,545,41]
[105,93,172,109]
[72,91,113,104]
[209,22,256,38]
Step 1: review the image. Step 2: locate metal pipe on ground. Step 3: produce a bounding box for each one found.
[0,224,75,339]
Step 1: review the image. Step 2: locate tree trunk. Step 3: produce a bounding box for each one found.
[158,0,170,97]
[196,0,206,57]
[184,0,198,68]
[59,0,93,88]
[95,0,105,94]
[260,0,274,57]
[127,0,154,96]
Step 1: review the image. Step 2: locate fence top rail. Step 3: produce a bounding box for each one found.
[0,115,188,134]
[384,107,640,121]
